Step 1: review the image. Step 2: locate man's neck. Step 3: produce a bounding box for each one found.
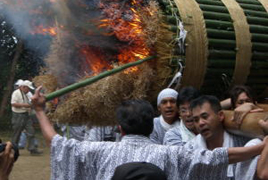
[163,117,177,125]
[206,129,224,150]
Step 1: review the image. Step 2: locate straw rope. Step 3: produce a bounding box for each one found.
[221,0,252,85]
[173,0,208,89]
[258,0,268,97]
[258,0,268,12]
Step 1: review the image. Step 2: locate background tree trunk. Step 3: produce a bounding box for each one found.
[0,40,23,117]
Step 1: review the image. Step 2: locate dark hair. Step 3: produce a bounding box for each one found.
[229,85,255,109]
[190,95,222,114]
[112,162,167,180]
[116,100,154,136]
[177,86,201,106]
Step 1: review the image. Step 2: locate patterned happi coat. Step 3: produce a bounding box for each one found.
[184,131,253,180]
[51,134,229,180]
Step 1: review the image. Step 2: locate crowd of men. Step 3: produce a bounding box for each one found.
[1,82,268,180]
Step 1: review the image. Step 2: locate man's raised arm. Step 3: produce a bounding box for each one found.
[31,86,57,146]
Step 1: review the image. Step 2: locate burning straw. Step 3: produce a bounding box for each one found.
[45,56,155,101]
[35,1,176,125]
[52,63,155,125]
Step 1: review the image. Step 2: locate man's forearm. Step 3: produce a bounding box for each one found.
[35,110,57,146]
[12,103,31,108]
[228,142,264,164]
[257,138,268,179]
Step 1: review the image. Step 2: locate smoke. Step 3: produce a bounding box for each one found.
[1,0,151,86]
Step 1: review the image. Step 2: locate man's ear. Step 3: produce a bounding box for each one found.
[157,106,161,112]
[218,110,225,122]
[118,125,126,136]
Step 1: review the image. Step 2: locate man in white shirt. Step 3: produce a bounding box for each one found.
[11,80,42,155]
[150,88,180,144]
[185,95,264,180]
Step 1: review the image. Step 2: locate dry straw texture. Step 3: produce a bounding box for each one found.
[39,1,176,125]
[53,63,154,125]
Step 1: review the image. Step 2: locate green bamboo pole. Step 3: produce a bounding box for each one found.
[165,7,179,14]
[203,79,231,85]
[196,0,225,6]
[207,29,235,39]
[205,20,234,29]
[208,59,235,68]
[248,70,268,76]
[209,59,268,68]
[253,42,268,51]
[203,11,232,21]
[164,8,179,15]
[158,0,176,6]
[209,49,236,59]
[252,33,268,42]
[45,56,156,101]
[206,69,234,76]
[247,78,268,84]
[203,78,268,86]
[165,15,178,24]
[250,25,268,34]
[208,39,236,49]
[247,16,268,26]
[239,4,265,11]
[252,51,268,60]
[168,25,178,32]
[236,0,262,5]
[252,61,268,68]
[246,84,267,90]
[244,10,268,18]
[199,4,229,13]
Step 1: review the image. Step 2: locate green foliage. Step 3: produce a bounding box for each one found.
[0,16,45,125]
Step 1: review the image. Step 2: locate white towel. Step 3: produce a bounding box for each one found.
[179,121,196,143]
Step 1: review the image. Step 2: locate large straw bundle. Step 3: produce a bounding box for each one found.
[42,1,178,124]
[52,63,155,125]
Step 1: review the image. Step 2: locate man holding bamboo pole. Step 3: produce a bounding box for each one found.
[185,95,268,180]
[31,86,268,180]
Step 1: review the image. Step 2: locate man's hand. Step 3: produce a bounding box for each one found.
[232,103,263,128]
[31,86,57,145]
[31,86,46,112]
[259,119,268,135]
[0,142,14,180]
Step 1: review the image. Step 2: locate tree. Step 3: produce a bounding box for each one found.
[0,17,44,123]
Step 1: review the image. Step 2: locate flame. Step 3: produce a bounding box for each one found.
[98,0,152,74]
[30,25,57,36]
[80,47,111,76]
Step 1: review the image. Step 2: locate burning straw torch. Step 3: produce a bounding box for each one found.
[45,56,156,101]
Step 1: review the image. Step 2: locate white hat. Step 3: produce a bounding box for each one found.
[21,80,35,90]
[157,88,178,106]
[15,79,24,86]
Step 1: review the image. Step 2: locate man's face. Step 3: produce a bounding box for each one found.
[192,102,223,141]
[21,86,30,93]
[158,97,178,122]
[235,92,253,108]
[179,102,195,131]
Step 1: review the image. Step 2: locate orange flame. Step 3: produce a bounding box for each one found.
[80,47,111,76]
[98,0,151,74]
[30,25,57,36]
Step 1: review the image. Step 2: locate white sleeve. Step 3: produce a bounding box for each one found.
[235,138,262,180]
